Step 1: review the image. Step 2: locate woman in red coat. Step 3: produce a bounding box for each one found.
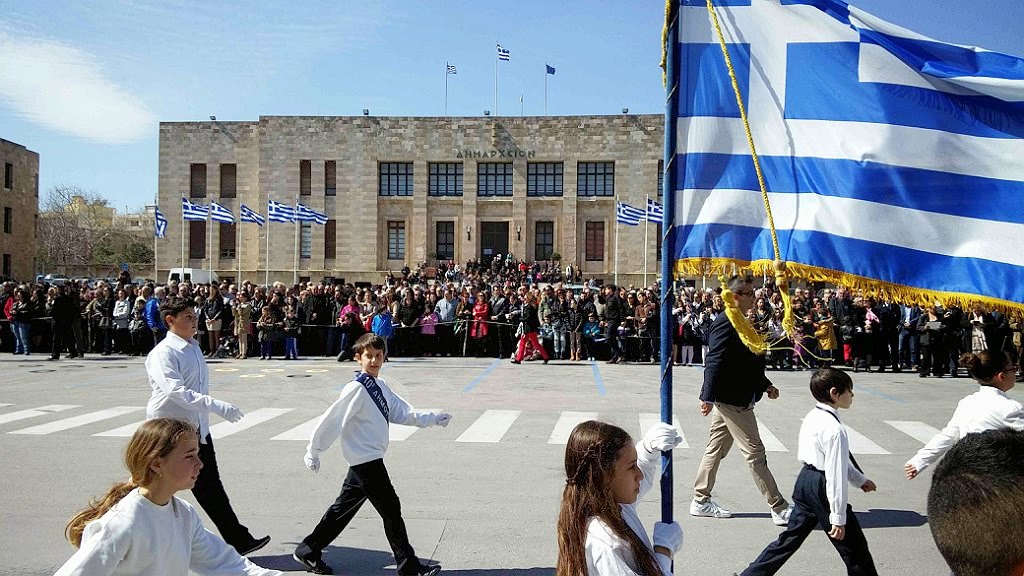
[470,292,491,356]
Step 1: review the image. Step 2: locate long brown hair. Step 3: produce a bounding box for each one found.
[65,418,197,548]
[556,421,661,576]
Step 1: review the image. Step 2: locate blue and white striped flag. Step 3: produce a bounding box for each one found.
[646,198,663,224]
[667,0,1024,309]
[497,44,510,61]
[296,203,328,225]
[181,198,208,221]
[209,202,235,224]
[616,201,645,226]
[267,199,295,223]
[154,207,168,238]
[239,204,265,226]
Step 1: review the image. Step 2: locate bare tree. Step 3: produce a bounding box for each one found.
[37,185,118,268]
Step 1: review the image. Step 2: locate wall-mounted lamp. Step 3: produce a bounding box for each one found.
[621,107,629,114]
[466,225,472,241]
[516,224,522,241]
[363,109,370,116]
[483,110,491,116]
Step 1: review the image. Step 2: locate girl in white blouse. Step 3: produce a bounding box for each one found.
[55,418,280,576]
[556,420,683,576]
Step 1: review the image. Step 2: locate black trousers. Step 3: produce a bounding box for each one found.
[741,465,877,576]
[297,458,420,574]
[193,434,254,548]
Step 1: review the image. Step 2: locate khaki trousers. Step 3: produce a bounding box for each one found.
[693,402,788,512]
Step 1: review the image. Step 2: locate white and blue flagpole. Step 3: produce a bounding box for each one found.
[659,0,682,528]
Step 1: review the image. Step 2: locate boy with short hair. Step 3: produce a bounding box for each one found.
[738,368,878,576]
[294,333,452,575]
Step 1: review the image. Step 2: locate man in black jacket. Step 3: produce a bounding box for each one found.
[692,276,791,526]
[602,284,625,363]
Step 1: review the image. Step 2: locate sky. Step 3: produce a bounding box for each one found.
[1,0,1022,215]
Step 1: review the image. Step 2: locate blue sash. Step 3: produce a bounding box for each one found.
[355,372,389,421]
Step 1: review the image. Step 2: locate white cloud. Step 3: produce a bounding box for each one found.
[0,32,156,144]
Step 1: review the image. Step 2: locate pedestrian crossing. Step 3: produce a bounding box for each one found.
[0,402,947,457]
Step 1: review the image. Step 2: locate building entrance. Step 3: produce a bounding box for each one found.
[479,222,509,259]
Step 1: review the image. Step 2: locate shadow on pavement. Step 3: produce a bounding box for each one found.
[857,508,928,529]
[251,547,555,575]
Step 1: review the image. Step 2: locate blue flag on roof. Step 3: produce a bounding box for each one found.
[666,0,1024,310]
[546,64,556,75]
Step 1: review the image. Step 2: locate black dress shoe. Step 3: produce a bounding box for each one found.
[293,553,333,575]
[236,535,270,556]
[405,564,442,576]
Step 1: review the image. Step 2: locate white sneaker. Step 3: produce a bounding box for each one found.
[690,498,732,518]
[771,505,793,526]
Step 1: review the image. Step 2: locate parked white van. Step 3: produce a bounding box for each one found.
[167,268,220,285]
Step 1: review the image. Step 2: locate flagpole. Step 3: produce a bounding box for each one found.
[264,216,270,287]
[494,44,498,116]
[614,197,619,286]
[644,194,650,288]
[180,202,185,274]
[544,67,548,116]
[237,216,242,285]
[520,93,524,117]
[153,193,158,282]
[207,207,212,274]
[293,196,299,287]
[445,61,449,116]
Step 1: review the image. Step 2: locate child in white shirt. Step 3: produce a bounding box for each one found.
[55,418,280,576]
[293,333,452,576]
[906,350,1024,480]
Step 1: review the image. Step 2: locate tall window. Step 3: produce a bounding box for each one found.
[387,221,406,259]
[585,221,605,261]
[429,163,463,196]
[325,161,336,196]
[577,162,614,197]
[379,162,414,196]
[189,221,206,259]
[220,164,236,198]
[527,162,563,197]
[3,207,11,234]
[1,254,9,278]
[324,219,336,259]
[657,159,664,199]
[300,160,312,196]
[189,164,206,198]
[478,163,513,197]
[219,223,236,259]
[3,162,12,189]
[435,221,455,260]
[300,223,312,258]
[534,221,554,260]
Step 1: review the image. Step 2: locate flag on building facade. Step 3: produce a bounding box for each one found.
[646,198,664,224]
[209,202,235,224]
[497,44,510,61]
[616,201,645,226]
[546,64,556,75]
[296,203,328,225]
[239,204,265,226]
[267,199,295,223]
[154,207,168,238]
[665,0,1024,310]
[181,198,208,221]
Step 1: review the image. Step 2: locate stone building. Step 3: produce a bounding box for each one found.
[0,138,40,281]
[157,115,665,286]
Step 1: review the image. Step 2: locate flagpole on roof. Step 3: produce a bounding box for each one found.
[445,62,449,116]
[544,65,548,116]
[494,42,499,116]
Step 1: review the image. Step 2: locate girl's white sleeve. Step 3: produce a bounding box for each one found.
[587,519,674,576]
[907,406,963,473]
[53,520,129,576]
[635,440,659,501]
[188,506,282,575]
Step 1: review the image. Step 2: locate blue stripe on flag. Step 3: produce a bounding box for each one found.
[680,43,750,118]
[673,224,1024,304]
[860,33,1024,82]
[677,153,1024,224]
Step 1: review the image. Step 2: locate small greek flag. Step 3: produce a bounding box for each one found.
[209,201,235,224]
[296,203,328,225]
[447,64,457,74]
[267,199,295,223]
[181,197,209,221]
[616,201,645,226]
[239,204,265,226]
[497,44,510,61]
[646,198,663,224]
[154,207,168,238]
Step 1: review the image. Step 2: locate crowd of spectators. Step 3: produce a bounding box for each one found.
[2,258,1022,381]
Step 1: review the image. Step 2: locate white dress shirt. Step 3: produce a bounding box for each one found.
[907,385,1024,473]
[797,404,868,527]
[306,375,437,466]
[54,489,281,576]
[585,441,673,576]
[145,331,216,441]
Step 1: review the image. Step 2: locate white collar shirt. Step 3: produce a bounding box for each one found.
[144,331,213,442]
[798,403,868,527]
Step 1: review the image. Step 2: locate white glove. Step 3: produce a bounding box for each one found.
[653,521,683,555]
[304,452,320,473]
[210,399,244,423]
[434,413,452,427]
[643,422,682,453]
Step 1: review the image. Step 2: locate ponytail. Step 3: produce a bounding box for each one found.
[65,481,135,548]
[960,350,1010,384]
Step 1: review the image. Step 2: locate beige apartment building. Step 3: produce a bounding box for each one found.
[157,114,666,285]
[0,138,40,281]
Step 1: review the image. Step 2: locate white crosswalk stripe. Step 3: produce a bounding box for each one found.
[271,417,320,441]
[456,410,521,443]
[638,413,688,449]
[94,420,146,437]
[210,408,293,439]
[0,403,12,408]
[845,425,891,455]
[756,421,789,452]
[885,420,941,444]
[10,406,143,435]
[548,411,598,444]
[0,404,79,425]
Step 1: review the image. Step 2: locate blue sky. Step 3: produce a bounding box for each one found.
[1,0,1021,214]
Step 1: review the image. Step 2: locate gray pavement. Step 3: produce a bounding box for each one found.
[3,352,1009,575]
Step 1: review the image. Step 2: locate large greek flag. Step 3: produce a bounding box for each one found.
[667,0,1024,309]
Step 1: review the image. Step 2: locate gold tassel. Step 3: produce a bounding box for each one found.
[719,275,770,355]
